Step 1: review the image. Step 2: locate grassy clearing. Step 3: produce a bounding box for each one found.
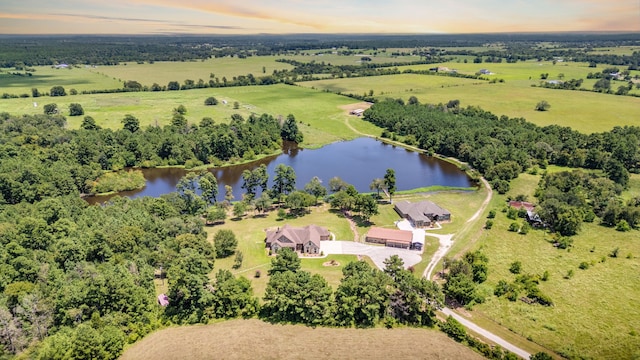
[0,84,372,148]
[120,318,484,360]
[460,171,640,359]
[299,71,640,133]
[0,65,122,95]
[205,203,356,298]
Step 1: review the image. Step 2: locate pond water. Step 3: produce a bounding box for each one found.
[85,137,474,204]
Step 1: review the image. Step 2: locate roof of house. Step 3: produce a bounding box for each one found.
[157,294,169,307]
[508,201,535,211]
[395,200,450,223]
[265,224,329,248]
[367,227,413,244]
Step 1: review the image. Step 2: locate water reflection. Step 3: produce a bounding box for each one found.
[86,137,473,205]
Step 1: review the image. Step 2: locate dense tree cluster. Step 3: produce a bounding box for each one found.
[0,191,218,357]
[0,112,290,203]
[536,170,640,235]
[263,252,443,328]
[442,251,489,306]
[364,99,640,194]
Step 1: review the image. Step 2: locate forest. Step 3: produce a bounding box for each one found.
[0,110,305,203]
[363,99,640,234]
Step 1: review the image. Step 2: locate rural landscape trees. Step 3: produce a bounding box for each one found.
[0,33,638,359]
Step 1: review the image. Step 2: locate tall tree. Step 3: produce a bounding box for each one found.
[213,229,237,258]
[304,176,327,206]
[280,114,303,143]
[268,247,300,275]
[369,178,386,198]
[272,164,296,200]
[384,168,396,203]
[121,114,140,133]
[199,172,218,204]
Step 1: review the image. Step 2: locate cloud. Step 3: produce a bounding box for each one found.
[48,12,247,30]
[129,0,327,30]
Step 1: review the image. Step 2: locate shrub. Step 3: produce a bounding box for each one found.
[578,261,590,270]
[204,96,218,105]
[541,270,550,281]
[535,100,550,111]
[485,220,493,229]
[487,209,496,219]
[43,103,58,115]
[509,261,522,274]
[440,316,467,343]
[254,270,261,278]
[564,269,574,279]
[616,219,631,232]
[610,247,620,258]
[506,207,518,220]
[520,222,531,235]
[69,103,84,116]
[508,222,520,232]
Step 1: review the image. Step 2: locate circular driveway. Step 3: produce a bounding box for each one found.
[320,241,422,270]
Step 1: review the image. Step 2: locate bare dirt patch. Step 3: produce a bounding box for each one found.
[323,260,340,267]
[338,101,373,115]
[121,319,484,360]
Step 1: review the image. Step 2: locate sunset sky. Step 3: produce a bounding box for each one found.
[1,0,638,35]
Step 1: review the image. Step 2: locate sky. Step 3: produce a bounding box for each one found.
[0,0,638,35]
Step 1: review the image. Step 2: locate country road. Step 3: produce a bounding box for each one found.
[344,110,531,359]
[422,177,530,359]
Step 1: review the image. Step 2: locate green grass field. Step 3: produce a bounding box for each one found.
[0,84,380,148]
[89,57,294,87]
[206,203,357,297]
[299,69,640,133]
[0,65,122,95]
[458,171,640,359]
[120,318,484,360]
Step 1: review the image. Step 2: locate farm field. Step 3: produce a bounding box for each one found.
[0,65,122,95]
[120,318,484,360]
[0,84,382,148]
[89,56,294,87]
[299,71,640,133]
[454,171,640,359]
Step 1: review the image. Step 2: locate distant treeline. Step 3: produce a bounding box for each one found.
[1,33,639,67]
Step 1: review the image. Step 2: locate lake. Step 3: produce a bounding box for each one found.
[86,137,474,204]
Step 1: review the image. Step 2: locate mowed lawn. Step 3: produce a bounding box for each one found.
[120,318,484,360]
[465,172,640,359]
[0,84,378,148]
[300,60,640,133]
[205,203,357,298]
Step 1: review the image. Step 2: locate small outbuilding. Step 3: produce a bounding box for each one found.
[365,227,413,249]
[394,200,451,228]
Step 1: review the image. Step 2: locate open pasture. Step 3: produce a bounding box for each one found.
[0,84,378,148]
[120,318,484,360]
[90,56,294,87]
[300,72,640,133]
[0,65,122,95]
[463,172,640,359]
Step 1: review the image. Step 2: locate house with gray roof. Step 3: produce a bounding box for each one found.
[394,200,451,228]
[265,224,330,255]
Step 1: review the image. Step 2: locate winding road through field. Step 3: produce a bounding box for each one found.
[422,177,531,359]
[344,110,531,359]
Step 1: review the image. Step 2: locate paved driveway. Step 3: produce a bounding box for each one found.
[320,241,422,270]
